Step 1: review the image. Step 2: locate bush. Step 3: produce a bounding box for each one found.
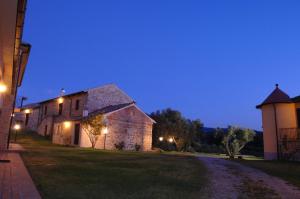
[115,141,125,150]
[135,143,141,151]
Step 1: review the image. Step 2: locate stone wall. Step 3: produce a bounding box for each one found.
[80,105,153,151]
[34,93,86,136]
[37,116,54,136]
[86,84,133,113]
[52,121,74,145]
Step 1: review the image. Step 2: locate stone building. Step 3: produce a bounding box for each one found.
[16,84,154,151]
[0,0,31,150]
[257,84,300,160]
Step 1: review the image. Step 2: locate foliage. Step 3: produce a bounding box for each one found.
[135,143,141,151]
[150,108,204,152]
[115,141,125,150]
[81,114,106,149]
[223,126,255,158]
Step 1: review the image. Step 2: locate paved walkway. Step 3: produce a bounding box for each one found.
[0,144,41,199]
[199,156,300,199]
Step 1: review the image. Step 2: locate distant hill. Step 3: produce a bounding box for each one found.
[203,127,262,134]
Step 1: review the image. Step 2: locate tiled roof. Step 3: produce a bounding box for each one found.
[87,102,135,117]
[256,84,292,108]
[20,103,40,109]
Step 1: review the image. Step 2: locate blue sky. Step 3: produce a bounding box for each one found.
[19,0,300,130]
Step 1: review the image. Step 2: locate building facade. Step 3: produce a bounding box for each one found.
[0,0,31,150]
[16,84,154,151]
[257,84,300,160]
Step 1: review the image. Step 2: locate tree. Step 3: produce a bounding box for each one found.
[150,108,203,151]
[223,126,255,158]
[81,114,106,149]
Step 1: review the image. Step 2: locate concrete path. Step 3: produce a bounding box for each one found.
[0,145,41,199]
[199,156,300,199]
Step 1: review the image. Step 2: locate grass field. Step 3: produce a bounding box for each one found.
[236,159,300,188]
[17,133,209,199]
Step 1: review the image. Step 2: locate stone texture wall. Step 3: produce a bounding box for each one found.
[86,84,133,113]
[39,94,86,123]
[13,108,40,131]
[80,105,153,151]
[26,108,40,130]
[36,93,86,136]
[37,116,54,136]
[52,122,74,145]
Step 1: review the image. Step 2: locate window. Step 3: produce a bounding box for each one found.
[59,103,63,115]
[44,106,47,115]
[25,113,29,126]
[44,125,48,136]
[297,109,300,127]
[75,99,80,110]
[57,125,61,135]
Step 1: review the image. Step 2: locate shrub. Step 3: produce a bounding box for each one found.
[115,141,125,150]
[135,143,141,151]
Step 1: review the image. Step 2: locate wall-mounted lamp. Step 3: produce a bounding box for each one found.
[168,138,174,143]
[0,83,7,93]
[58,97,64,104]
[64,121,71,129]
[159,137,164,142]
[24,109,31,114]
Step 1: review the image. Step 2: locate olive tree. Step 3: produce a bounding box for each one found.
[223,126,255,158]
[81,114,106,149]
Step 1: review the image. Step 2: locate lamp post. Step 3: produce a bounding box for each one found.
[103,127,108,150]
[13,124,21,142]
[20,96,27,108]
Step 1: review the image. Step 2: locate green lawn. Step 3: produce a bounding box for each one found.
[236,159,300,188]
[17,133,209,199]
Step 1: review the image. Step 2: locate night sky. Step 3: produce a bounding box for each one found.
[19,0,300,130]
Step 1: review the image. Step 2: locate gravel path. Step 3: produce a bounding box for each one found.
[199,156,300,199]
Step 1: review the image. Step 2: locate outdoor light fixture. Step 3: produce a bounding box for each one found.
[159,137,164,141]
[13,124,21,142]
[0,83,7,93]
[24,109,31,114]
[102,127,108,135]
[64,121,71,129]
[168,138,174,143]
[58,97,64,104]
[13,124,21,130]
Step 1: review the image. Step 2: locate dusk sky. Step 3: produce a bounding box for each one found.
[19,0,300,130]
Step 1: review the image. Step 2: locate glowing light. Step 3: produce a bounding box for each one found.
[64,121,71,129]
[14,124,21,130]
[24,109,31,114]
[159,137,164,141]
[168,138,174,143]
[0,83,7,93]
[58,97,64,104]
[102,127,108,135]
